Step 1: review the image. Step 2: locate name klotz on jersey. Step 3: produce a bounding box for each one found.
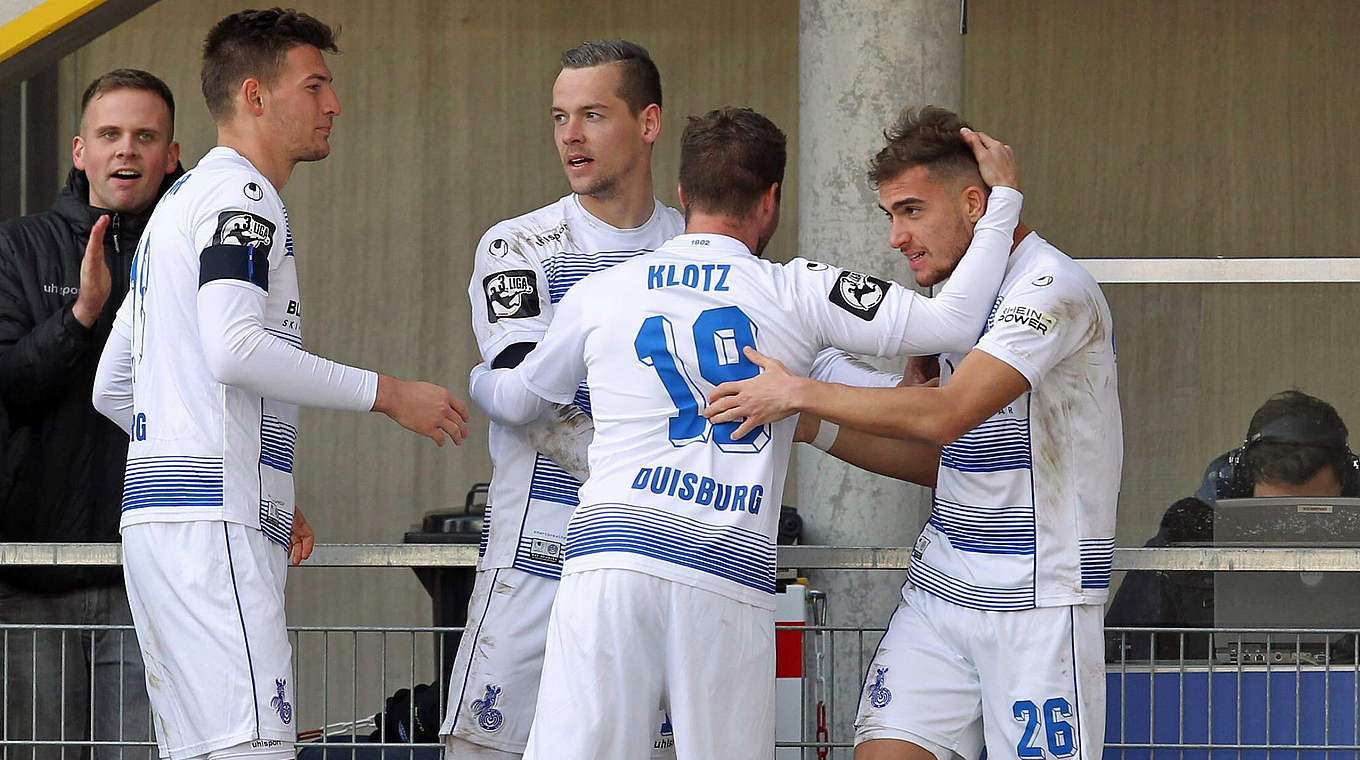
[646,263,731,292]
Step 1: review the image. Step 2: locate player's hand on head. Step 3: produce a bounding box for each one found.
[289,508,315,566]
[961,127,1019,191]
[703,346,804,439]
[375,375,471,446]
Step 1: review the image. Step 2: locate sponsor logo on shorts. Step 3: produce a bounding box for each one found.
[867,667,892,708]
[829,270,889,321]
[271,678,292,724]
[472,684,504,732]
[251,740,284,749]
[213,211,276,254]
[996,305,1056,335]
[483,270,540,323]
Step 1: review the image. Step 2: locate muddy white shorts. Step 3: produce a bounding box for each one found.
[854,585,1105,760]
[441,567,675,758]
[122,521,295,760]
[521,568,774,760]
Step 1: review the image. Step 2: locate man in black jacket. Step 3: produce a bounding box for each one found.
[0,69,180,760]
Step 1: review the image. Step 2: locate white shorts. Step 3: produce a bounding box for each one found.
[441,567,676,758]
[854,586,1105,760]
[522,568,774,760]
[123,521,295,760]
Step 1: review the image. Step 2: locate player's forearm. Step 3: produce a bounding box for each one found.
[514,403,593,482]
[198,283,377,411]
[826,425,940,487]
[91,321,134,432]
[796,378,961,445]
[468,363,553,427]
[897,187,1022,355]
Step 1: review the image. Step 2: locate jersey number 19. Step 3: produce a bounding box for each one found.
[634,305,770,453]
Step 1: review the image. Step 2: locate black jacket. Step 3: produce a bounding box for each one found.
[0,165,182,592]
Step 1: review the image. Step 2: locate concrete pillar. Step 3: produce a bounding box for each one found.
[797,2,962,753]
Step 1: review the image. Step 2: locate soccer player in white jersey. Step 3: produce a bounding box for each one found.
[705,106,1122,760]
[440,40,684,760]
[467,107,1022,760]
[91,10,469,760]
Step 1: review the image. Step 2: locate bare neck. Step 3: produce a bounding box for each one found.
[217,127,294,191]
[683,212,759,255]
[578,170,656,229]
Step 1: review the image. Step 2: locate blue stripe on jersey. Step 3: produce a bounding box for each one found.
[940,417,1031,472]
[281,205,294,257]
[528,454,581,507]
[265,327,302,349]
[478,504,490,558]
[927,497,1036,555]
[544,249,653,303]
[572,384,592,417]
[1079,537,1115,589]
[566,503,776,595]
[122,456,224,511]
[260,415,297,473]
[907,560,1033,611]
[257,500,294,548]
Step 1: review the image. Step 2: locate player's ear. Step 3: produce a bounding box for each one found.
[676,183,687,210]
[241,78,266,117]
[639,103,662,145]
[961,184,987,225]
[72,135,86,171]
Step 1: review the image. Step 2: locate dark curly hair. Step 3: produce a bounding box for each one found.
[867,105,984,191]
[201,8,339,122]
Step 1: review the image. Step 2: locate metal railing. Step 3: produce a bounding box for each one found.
[5,544,1360,759]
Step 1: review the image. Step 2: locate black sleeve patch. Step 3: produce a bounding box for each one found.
[212,210,276,255]
[492,341,537,369]
[200,244,269,290]
[483,269,541,323]
[829,270,889,321]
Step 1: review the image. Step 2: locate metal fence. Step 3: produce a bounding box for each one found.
[4,545,1360,759]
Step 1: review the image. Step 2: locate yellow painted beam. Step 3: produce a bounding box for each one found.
[0,0,112,66]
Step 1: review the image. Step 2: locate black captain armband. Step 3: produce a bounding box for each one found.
[200,244,270,290]
[492,342,536,369]
[200,210,276,290]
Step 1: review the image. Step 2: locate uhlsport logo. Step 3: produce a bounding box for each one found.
[271,679,292,724]
[483,270,540,322]
[654,712,675,751]
[472,684,504,732]
[868,667,892,708]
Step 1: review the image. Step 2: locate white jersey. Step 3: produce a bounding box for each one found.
[908,231,1122,611]
[470,194,684,577]
[114,147,375,546]
[497,188,1020,609]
